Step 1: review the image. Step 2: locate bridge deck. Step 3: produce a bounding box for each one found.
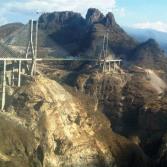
[0,57,122,62]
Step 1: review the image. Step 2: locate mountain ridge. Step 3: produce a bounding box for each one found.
[0,23,23,41]
[0,8,167,71]
[1,8,167,167]
[37,8,137,57]
[124,26,167,53]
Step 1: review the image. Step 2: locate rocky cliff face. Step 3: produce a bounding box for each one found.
[38,11,87,55]
[2,8,167,70]
[39,11,85,29]
[38,8,137,57]
[86,8,104,24]
[1,7,167,167]
[72,64,167,165]
[0,75,150,167]
[37,8,167,68]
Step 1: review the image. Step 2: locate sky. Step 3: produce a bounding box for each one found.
[0,0,167,32]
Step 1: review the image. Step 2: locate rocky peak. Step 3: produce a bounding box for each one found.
[103,12,116,26]
[130,38,167,69]
[39,11,85,27]
[36,8,137,56]
[86,8,104,24]
[137,38,163,56]
[144,38,160,49]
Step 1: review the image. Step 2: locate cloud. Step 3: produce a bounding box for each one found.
[0,0,117,25]
[133,21,167,32]
[4,0,116,15]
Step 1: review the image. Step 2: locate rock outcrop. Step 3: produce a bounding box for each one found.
[103,12,116,27]
[2,8,167,71]
[73,65,167,163]
[38,11,87,55]
[86,8,104,24]
[1,7,167,167]
[0,75,150,167]
[39,11,85,30]
[37,8,137,57]
[75,70,127,133]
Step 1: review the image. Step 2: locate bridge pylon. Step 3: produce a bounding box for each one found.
[99,30,121,73]
[25,19,38,76]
